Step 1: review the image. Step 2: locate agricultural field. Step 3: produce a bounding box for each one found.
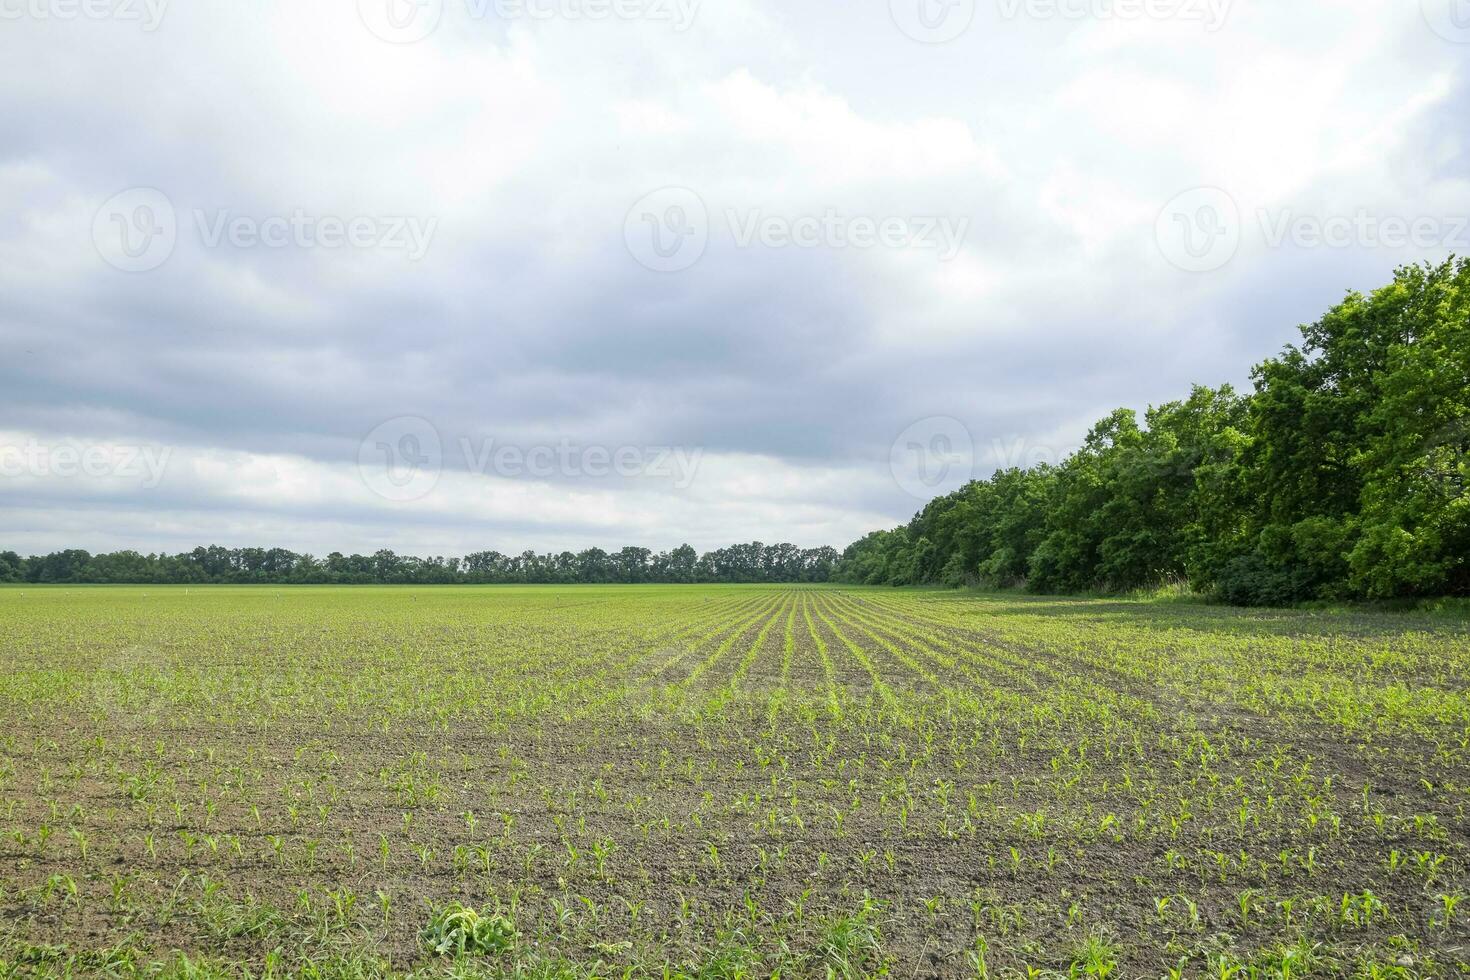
[1,586,1469,978]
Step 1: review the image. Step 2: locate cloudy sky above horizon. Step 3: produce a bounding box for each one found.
[3,0,1468,557]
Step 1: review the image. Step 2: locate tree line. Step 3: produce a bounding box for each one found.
[835,260,1469,604]
[5,262,1464,603]
[0,541,840,585]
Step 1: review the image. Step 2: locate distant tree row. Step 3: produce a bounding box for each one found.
[834,259,1469,604]
[0,541,840,585]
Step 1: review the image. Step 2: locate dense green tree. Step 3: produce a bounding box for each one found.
[834,261,1468,605]
[1343,260,1470,596]
[1229,258,1470,601]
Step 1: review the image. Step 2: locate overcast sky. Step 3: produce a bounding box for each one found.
[2,0,1468,557]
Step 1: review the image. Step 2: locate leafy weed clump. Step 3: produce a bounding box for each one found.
[421,902,516,957]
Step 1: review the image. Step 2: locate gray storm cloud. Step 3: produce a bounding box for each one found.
[2,0,1467,555]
